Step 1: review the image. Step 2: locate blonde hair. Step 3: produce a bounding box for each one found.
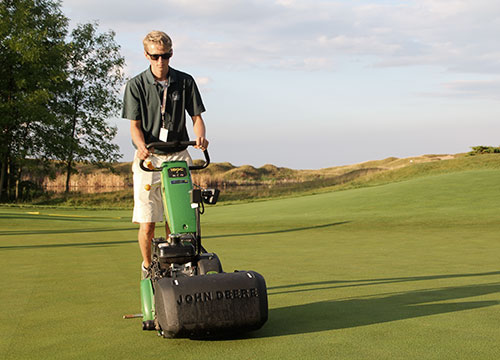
[143,31,172,51]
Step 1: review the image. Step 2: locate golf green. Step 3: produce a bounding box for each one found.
[1,169,499,359]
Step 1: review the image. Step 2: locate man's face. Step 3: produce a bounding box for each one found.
[145,43,172,79]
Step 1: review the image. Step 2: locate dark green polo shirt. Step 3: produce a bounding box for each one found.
[122,67,206,154]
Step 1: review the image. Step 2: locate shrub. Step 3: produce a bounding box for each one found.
[468,146,500,155]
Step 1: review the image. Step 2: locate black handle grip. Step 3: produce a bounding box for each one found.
[190,150,210,170]
[146,141,196,151]
[139,141,210,171]
[139,160,156,172]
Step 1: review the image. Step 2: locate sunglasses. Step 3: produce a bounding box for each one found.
[147,51,172,60]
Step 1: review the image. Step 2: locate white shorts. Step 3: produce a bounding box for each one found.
[132,149,192,223]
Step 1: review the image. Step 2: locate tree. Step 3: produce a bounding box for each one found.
[51,22,125,192]
[0,3,125,199]
[0,0,68,200]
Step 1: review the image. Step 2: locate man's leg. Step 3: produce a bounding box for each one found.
[139,222,155,268]
[164,222,171,240]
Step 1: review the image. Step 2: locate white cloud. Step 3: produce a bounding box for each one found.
[61,0,500,74]
[195,76,213,92]
[274,57,334,71]
[317,34,402,56]
[443,79,500,99]
[416,78,500,100]
[196,77,211,86]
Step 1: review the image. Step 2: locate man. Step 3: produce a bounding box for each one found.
[122,31,208,278]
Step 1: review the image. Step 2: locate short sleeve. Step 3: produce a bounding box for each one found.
[185,77,206,117]
[122,81,142,120]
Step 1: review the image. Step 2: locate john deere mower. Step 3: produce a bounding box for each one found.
[128,141,268,339]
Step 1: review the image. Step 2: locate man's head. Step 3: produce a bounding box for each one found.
[143,31,173,80]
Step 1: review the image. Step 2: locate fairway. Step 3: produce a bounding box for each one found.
[1,170,500,359]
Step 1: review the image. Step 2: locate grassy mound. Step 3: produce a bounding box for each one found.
[18,153,500,207]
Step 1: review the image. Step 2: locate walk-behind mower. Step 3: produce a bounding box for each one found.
[129,141,268,339]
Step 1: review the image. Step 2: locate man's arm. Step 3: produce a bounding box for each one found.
[192,115,209,150]
[130,120,151,160]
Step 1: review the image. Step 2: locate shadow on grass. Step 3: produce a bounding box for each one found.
[204,221,350,239]
[0,239,137,250]
[0,213,128,223]
[258,282,500,338]
[268,271,500,295]
[0,226,137,237]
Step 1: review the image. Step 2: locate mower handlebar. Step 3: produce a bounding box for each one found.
[139,141,210,172]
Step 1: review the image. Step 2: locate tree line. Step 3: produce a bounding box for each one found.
[0,0,124,201]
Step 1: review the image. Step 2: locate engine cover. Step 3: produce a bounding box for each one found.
[158,242,195,266]
[153,271,268,338]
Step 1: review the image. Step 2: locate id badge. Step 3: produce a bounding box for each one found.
[159,128,169,142]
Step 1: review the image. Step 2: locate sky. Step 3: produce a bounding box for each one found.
[61,0,500,169]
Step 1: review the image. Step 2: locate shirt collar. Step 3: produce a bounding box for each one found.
[145,66,177,85]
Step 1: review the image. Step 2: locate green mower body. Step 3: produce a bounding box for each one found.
[140,279,155,330]
[160,161,196,235]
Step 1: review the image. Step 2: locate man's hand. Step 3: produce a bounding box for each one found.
[137,143,152,160]
[195,136,209,151]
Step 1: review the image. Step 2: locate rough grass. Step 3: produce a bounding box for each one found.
[16,153,500,207]
[29,189,134,209]
[1,169,500,359]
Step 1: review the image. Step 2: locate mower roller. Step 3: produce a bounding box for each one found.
[134,141,268,338]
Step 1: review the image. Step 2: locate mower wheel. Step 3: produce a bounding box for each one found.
[142,320,155,331]
[197,253,223,275]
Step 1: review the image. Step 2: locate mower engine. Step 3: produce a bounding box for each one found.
[153,236,196,277]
